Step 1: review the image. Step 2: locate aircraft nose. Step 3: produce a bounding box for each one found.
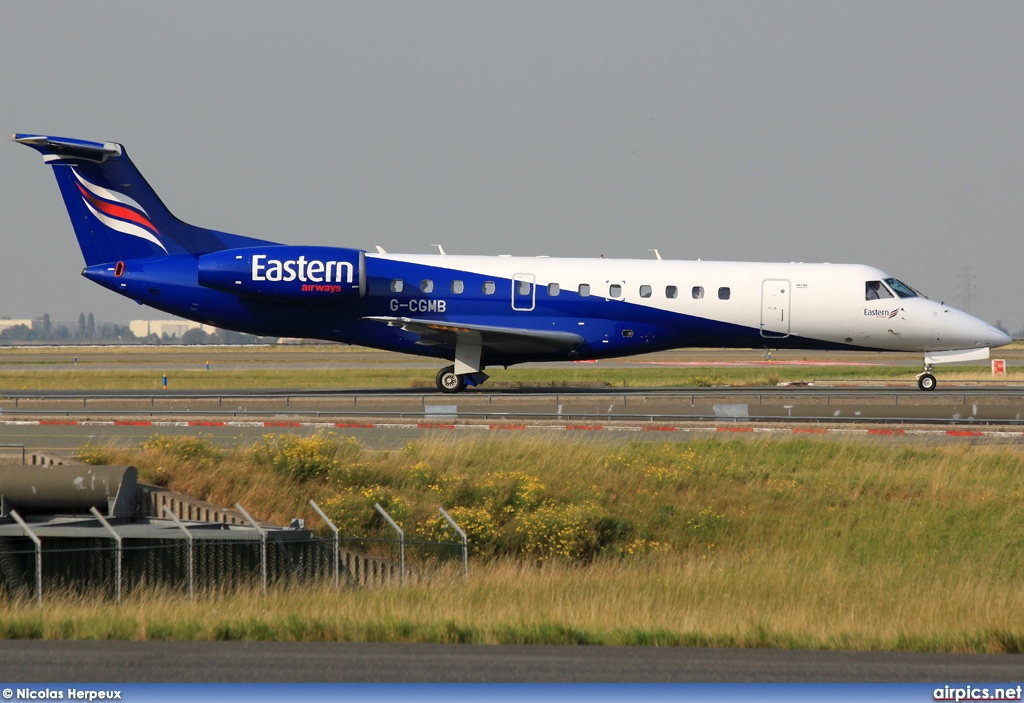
[988,326,1012,348]
[937,308,1013,349]
[968,315,1011,348]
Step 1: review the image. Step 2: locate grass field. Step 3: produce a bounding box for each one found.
[1,341,1021,389]
[2,434,1020,651]
[0,364,1021,391]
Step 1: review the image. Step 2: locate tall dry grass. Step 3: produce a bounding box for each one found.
[3,554,1023,651]
[4,434,1022,650]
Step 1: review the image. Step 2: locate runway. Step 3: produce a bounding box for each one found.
[4,387,1024,425]
[4,380,1024,460]
[1,641,1021,682]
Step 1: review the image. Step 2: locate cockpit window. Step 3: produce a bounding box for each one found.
[884,278,919,299]
[865,280,894,300]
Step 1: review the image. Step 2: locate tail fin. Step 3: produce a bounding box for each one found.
[15,134,273,266]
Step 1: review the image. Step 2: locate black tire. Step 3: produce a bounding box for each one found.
[436,365,465,393]
[918,373,937,391]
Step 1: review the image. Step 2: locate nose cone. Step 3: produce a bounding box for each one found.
[962,313,1012,349]
[986,325,1013,349]
[931,306,1012,350]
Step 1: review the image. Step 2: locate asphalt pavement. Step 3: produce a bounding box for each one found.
[0,641,1021,682]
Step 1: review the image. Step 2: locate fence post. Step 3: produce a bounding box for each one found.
[163,506,194,601]
[90,506,122,605]
[308,500,339,589]
[438,506,468,580]
[374,503,404,586]
[235,503,267,595]
[8,510,41,604]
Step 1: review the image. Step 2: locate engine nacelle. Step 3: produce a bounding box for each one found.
[198,246,366,303]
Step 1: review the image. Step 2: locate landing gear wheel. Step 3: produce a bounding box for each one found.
[918,373,937,391]
[436,365,465,394]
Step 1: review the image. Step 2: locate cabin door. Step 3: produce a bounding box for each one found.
[512,273,536,311]
[760,279,791,338]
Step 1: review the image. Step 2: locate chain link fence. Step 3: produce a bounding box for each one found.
[0,531,465,604]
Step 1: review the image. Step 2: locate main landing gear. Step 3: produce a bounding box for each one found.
[435,365,489,394]
[917,364,936,391]
[436,365,465,393]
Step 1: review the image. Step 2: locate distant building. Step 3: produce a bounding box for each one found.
[0,319,36,334]
[129,319,219,338]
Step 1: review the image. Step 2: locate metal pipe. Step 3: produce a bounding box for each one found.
[309,500,340,589]
[235,503,267,595]
[90,506,122,605]
[374,503,404,586]
[8,509,41,604]
[163,506,194,601]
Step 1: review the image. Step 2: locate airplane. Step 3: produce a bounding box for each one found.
[13,133,1011,393]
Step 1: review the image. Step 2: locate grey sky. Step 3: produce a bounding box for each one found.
[2,2,1022,329]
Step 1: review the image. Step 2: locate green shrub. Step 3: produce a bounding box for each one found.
[251,433,357,482]
[142,435,222,464]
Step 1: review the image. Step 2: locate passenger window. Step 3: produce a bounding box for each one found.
[547,283,560,296]
[718,287,730,300]
[420,280,434,293]
[865,280,893,300]
[666,285,678,299]
[483,281,496,295]
[450,280,464,294]
[692,286,704,299]
[609,284,622,297]
[578,284,590,297]
[639,285,652,298]
[518,280,532,295]
[390,279,403,293]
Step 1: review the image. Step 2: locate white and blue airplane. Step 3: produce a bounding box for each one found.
[14,133,1011,392]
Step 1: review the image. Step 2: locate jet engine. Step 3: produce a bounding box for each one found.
[198,246,366,303]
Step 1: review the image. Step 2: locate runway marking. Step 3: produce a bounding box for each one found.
[2,420,1022,441]
[642,360,887,367]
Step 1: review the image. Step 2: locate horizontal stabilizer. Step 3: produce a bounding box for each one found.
[13,134,122,163]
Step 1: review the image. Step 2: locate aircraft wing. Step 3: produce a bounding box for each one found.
[363,316,584,355]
